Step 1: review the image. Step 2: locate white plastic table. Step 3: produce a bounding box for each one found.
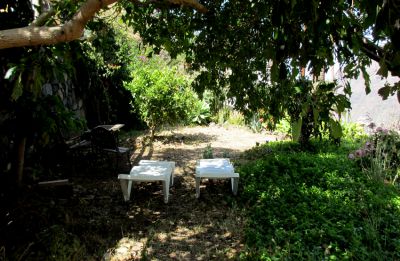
[195,158,239,198]
[118,160,175,203]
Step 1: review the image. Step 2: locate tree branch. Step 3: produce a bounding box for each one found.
[0,0,117,49]
[0,0,207,50]
[167,0,208,13]
[128,0,207,13]
[128,0,158,8]
[30,8,56,27]
[360,37,399,76]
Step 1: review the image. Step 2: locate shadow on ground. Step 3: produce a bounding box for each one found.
[153,132,218,145]
[0,131,248,260]
[105,144,245,260]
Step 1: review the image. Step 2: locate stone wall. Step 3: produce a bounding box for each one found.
[41,73,86,120]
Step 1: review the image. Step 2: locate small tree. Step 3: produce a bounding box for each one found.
[286,79,351,147]
[125,56,198,140]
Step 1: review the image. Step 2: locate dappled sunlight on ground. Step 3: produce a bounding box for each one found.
[0,125,274,260]
[105,196,244,260]
[102,125,271,260]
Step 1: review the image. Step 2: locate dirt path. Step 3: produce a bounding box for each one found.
[103,125,275,260]
[131,124,275,182]
[0,125,277,261]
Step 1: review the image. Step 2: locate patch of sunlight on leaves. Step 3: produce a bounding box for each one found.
[317,152,340,159]
[170,225,207,241]
[156,232,168,243]
[108,237,144,261]
[391,196,400,208]
[308,185,325,196]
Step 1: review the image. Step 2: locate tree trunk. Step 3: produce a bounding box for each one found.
[299,109,313,149]
[150,126,156,142]
[15,135,27,186]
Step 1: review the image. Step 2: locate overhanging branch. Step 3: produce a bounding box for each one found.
[167,0,208,13]
[30,8,56,27]
[0,0,207,50]
[0,0,117,49]
[128,0,207,13]
[360,37,399,76]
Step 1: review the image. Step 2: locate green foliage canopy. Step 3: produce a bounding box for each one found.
[2,0,400,126]
[120,0,400,120]
[0,3,140,180]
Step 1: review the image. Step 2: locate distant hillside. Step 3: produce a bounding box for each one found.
[346,61,400,129]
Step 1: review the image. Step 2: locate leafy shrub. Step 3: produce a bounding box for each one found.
[227,110,245,126]
[213,106,231,125]
[241,141,301,160]
[212,106,245,126]
[239,141,400,260]
[342,122,367,142]
[349,127,400,183]
[287,80,351,146]
[248,113,264,133]
[248,112,279,133]
[274,118,291,135]
[202,143,214,159]
[125,56,198,139]
[191,99,211,125]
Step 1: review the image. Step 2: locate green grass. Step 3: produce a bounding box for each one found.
[238,140,400,260]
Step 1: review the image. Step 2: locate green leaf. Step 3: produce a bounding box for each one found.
[377,59,388,78]
[335,94,350,113]
[378,85,391,100]
[343,81,352,96]
[361,66,371,94]
[4,66,17,80]
[329,118,342,139]
[11,73,23,101]
[291,118,302,141]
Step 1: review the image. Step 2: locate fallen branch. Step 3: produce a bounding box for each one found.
[38,179,70,186]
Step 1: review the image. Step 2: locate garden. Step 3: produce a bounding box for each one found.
[1,0,400,260]
[238,128,400,260]
[2,122,400,260]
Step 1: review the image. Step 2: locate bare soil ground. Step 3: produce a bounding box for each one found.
[0,125,276,261]
[106,125,276,260]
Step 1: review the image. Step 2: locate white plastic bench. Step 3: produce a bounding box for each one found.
[137,160,175,186]
[118,160,175,203]
[195,158,239,198]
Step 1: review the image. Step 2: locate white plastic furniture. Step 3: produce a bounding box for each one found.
[137,160,175,186]
[118,160,175,203]
[195,158,239,198]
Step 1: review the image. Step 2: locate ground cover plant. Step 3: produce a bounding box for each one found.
[238,140,400,260]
